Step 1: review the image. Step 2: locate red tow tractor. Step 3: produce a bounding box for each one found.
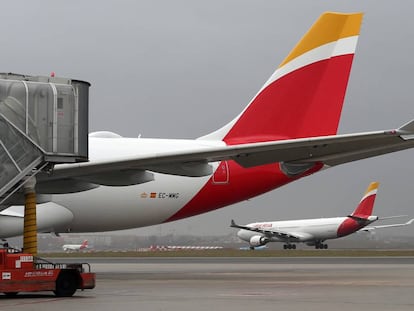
[0,246,95,297]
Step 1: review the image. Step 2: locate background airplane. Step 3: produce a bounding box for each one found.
[239,245,268,251]
[62,240,88,252]
[2,12,414,239]
[231,182,414,249]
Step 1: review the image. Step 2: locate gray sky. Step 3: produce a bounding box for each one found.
[2,1,414,237]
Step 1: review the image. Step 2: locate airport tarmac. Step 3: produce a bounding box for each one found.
[1,257,414,311]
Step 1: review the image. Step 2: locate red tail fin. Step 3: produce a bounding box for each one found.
[199,12,363,145]
[351,182,379,218]
[80,240,88,249]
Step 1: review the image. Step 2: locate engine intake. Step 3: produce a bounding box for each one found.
[249,235,270,247]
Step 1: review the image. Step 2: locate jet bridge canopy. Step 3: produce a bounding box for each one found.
[0,73,90,200]
[0,73,89,161]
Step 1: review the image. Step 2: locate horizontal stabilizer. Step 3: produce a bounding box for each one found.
[360,218,414,231]
[398,118,414,136]
[379,215,408,220]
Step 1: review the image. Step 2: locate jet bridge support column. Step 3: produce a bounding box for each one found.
[23,177,37,256]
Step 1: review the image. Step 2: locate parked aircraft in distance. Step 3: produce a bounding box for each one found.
[62,240,88,252]
[231,182,414,249]
[2,12,414,238]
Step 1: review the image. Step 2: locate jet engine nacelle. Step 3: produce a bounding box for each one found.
[249,235,270,247]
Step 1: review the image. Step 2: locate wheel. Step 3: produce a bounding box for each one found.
[4,292,18,297]
[324,244,328,249]
[292,244,296,249]
[283,244,287,249]
[54,272,78,297]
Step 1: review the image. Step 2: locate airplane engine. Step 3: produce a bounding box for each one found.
[249,235,269,247]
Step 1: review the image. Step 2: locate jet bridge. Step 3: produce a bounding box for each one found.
[0,73,90,254]
[0,72,89,203]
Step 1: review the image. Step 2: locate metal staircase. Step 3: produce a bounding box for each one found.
[0,113,44,204]
[0,73,90,206]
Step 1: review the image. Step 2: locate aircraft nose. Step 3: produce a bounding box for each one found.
[237,229,248,241]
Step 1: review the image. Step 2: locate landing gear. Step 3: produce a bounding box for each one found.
[283,244,296,250]
[4,292,18,297]
[315,242,328,249]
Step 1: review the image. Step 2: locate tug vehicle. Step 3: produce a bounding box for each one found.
[0,247,95,297]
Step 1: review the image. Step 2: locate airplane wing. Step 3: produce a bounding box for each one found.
[229,120,414,168]
[360,218,414,231]
[230,219,302,242]
[39,119,414,184]
[0,118,408,204]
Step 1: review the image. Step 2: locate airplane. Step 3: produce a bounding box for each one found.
[239,245,268,251]
[2,12,414,238]
[231,182,414,250]
[62,240,88,252]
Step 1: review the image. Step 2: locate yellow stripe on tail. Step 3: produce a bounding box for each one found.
[279,12,363,68]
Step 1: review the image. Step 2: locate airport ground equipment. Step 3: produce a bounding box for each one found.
[0,72,90,254]
[0,247,95,297]
[0,72,95,296]
[0,72,89,201]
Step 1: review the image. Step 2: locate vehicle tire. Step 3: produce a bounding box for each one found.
[54,272,77,297]
[4,292,18,297]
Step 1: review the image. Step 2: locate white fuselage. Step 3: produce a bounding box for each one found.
[0,136,299,237]
[237,217,368,244]
[52,137,221,232]
[62,244,84,251]
[4,137,220,233]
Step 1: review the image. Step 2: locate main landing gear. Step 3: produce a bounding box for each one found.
[283,244,296,249]
[315,242,328,249]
